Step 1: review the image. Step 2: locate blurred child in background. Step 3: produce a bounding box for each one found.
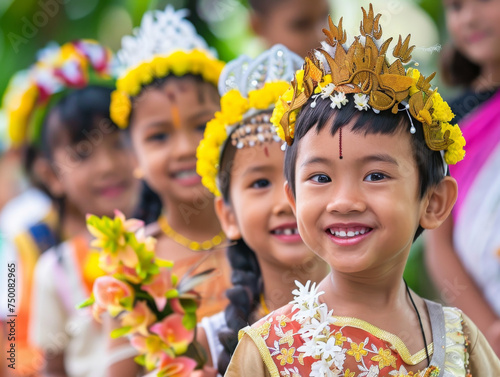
[2,40,140,377]
[426,0,500,356]
[248,0,330,57]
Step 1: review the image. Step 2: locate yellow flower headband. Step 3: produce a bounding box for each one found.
[110,50,224,128]
[2,40,113,148]
[196,81,290,196]
[110,6,225,128]
[271,4,465,165]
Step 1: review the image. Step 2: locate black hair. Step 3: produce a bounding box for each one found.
[248,0,287,14]
[284,95,446,240]
[440,44,480,88]
[217,239,261,374]
[27,85,118,247]
[126,74,220,224]
[215,131,263,375]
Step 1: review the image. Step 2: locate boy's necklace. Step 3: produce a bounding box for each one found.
[158,215,226,252]
[405,279,431,367]
[327,275,431,367]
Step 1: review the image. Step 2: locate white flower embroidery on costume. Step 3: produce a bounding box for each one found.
[388,365,409,376]
[354,93,370,111]
[359,364,380,377]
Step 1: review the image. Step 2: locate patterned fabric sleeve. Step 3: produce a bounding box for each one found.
[461,312,500,375]
[224,331,272,377]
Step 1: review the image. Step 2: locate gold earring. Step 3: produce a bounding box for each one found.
[133,167,144,179]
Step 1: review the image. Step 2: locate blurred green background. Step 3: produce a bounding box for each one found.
[0,0,456,299]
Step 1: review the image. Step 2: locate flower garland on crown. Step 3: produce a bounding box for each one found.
[196,81,290,196]
[270,4,465,165]
[2,40,112,148]
[110,49,225,128]
[79,211,209,376]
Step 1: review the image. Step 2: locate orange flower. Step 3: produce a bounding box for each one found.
[143,355,197,377]
[141,267,177,312]
[120,301,157,336]
[150,314,194,355]
[130,334,166,370]
[93,276,134,316]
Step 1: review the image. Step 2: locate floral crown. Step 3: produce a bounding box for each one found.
[196,44,303,196]
[2,40,112,148]
[110,6,225,128]
[270,4,465,165]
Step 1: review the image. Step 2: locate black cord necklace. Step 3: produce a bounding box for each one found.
[404,279,431,366]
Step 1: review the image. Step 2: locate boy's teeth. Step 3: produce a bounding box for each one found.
[329,227,370,238]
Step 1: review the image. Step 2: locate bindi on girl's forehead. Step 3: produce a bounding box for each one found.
[264,146,269,157]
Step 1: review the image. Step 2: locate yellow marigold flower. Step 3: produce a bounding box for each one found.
[220,89,249,125]
[431,92,454,123]
[295,69,305,89]
[110,91,132,128]
[442,122,466,165]
[7,84,39,147]
[407,67,421,96]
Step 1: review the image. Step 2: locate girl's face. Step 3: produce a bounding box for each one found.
[48,117,139,219]
[444,0,500,66]
[287,122,428,277]
[130,78,219,205]
[253,0,330,58]
[218,141,319,269]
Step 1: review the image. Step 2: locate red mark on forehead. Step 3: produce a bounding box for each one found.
[165,90,181,129]
[339,127,343,160]
[264,146,269,157]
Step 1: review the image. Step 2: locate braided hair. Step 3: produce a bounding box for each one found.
[216,136,263,374]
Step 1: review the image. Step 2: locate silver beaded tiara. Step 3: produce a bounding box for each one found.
[114,5,217,76]
[218,44,303,98]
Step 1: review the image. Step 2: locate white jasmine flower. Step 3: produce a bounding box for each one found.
[330,92,348,109]
[319,338,345,370]
[354,93,370,111]
[297,338,324,358]
[291,281,324,311]
[310,359,340,377]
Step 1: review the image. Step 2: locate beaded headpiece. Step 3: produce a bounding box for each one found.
[270,4,465,165]
[110,6,225,128]
[196,44,303,196]
[2,40,113,148]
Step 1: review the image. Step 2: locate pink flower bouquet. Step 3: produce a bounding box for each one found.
[79,210,210,376]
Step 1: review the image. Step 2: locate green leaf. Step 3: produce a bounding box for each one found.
[182,312,197,330]
[110,326,132,338]
[180,298,197,313]
[76,296,95,309]
[133,354,146,366]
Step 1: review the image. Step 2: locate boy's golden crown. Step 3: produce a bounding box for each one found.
[271,4,465,165]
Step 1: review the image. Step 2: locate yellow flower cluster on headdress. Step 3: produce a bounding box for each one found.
[196,81,290,196]
[271,4,465,165]
[2,40,113,148]
[110,50,225,128]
